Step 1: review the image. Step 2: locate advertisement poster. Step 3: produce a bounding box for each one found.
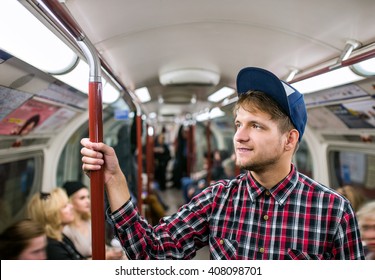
[36,83,88,109]
[33,107,77,133]
[0,98,60,135]
[0,86,33,121]
[327,97,375,129]
[307,106,348,130]
[303,84,369,106]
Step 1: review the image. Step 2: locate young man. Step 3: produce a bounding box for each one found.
[81,67,364,259]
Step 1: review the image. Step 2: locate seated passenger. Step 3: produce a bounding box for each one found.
[0,219,47,260]
[27,188,85,260]
[222,156,236,179]
[356,201,375,260]
[185,151,229,202]
[181,151,214,203]
[62,181,125,259]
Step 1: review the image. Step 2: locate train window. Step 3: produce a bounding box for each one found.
[56,122,88,187]
[329,150,375,200]
[0,153,42,232]
[294,139,313,179]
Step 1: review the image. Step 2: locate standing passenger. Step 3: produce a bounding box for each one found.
[80,67,364,259]
[171,125,188,189]
[153,133,171,191]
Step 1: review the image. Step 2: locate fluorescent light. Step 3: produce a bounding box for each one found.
[53,60,89,93]
[149,112,157,119]
[208,87,235,102]
[0,0,77,74]
[191,94,197,104]
[102,81,120,104]
[134,87,151,103]
[351,57,375,76]
[159,69,220,85]
[196,107,225,122]
[291,67,364,94]
[210,107,225,118]
[196,111,210,122]
[147,126,154,136]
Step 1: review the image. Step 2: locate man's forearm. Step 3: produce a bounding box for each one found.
[105,170,131,212]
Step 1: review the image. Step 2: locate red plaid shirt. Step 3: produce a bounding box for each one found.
[111,164,364,259]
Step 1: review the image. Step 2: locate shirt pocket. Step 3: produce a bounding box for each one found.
[287,248,330,260]
[209,236,238,260]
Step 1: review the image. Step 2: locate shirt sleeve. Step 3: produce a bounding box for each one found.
[110,187,214,259]
[332,202,365,260]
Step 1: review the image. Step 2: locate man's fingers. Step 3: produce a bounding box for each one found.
[81,146,104,159]
[82,155,104,166]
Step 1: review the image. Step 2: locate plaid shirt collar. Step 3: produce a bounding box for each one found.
[243,164,298,206]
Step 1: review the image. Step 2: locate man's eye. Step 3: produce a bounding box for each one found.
[362,226,369,231]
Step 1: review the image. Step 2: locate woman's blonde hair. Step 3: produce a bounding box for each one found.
[27,188,69,241]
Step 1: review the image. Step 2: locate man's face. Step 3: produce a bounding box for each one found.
[233,106,286,172]
[360,216,375,253]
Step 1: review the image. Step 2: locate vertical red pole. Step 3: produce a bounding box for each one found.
[35,0,107,261]
[88,82,105,260]
[186,125,193,176]
[206,121,212,184]
[146,125,154,195]
[190,124,196,175]
[136,114,143,212]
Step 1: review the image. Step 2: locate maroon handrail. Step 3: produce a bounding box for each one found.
[290,45,375,83]
[88,81,105,260]
[146,125,154,195]
[36,0,105,260]
[136,113,143,212]
[205,121,212,184]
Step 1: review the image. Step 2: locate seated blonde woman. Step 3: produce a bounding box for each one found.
[27,188,85,260]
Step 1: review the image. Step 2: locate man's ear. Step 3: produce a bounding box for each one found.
[285,129,299,151]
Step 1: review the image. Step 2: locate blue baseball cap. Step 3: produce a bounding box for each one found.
[236,67,307,142]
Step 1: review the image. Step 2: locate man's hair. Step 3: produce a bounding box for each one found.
[0,219,45,259]
[233,90,295,136]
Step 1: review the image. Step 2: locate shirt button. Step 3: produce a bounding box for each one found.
[265,190,270,196]
[259,247,265,253]
[263,215,269,221]
[219,239,224,245]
